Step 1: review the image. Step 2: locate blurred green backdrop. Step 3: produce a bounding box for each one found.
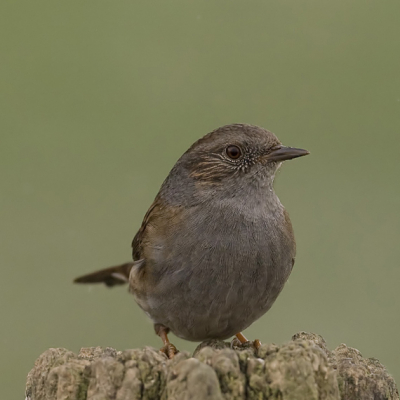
[1,1,399,398]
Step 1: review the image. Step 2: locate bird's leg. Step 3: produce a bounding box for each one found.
[235,332,262,350]
[154,323,179,359]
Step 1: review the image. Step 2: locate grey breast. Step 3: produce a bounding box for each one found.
[139,196,295,342]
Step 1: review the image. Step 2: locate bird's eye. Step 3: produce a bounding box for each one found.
[226,145,242,160]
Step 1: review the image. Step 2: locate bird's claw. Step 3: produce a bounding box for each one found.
[231,337,262,351]
[160,343,179,359]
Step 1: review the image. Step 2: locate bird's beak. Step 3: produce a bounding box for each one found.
[265,146,310,162]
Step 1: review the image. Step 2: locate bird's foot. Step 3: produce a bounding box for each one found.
[155,323,179,359]
[159,343,179,359]
[232,332,262,352]
[252,339,262,350]
[231,337,261,350]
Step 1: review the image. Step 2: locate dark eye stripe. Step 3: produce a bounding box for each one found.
[226,145,241,159]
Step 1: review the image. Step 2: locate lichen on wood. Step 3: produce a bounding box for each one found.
[25,332,398,400]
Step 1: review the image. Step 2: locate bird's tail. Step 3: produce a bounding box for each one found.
[73,262,135,287]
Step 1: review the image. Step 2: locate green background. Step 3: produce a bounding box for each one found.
[1,1,399,398]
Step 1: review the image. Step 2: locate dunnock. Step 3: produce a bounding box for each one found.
[74,124,309,357]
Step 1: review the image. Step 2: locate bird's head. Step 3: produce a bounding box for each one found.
[182,124,309,185]
[160,124,309,206]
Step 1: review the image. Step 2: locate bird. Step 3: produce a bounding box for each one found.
[74,123,309,358]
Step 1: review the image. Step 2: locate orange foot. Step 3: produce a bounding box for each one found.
[233,332,262,351]
[160,343,179,359]
[155,323,179,359]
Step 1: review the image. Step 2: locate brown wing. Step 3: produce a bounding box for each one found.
[131,195,162,260]
[74,198,162,288]
[74,195,173,287]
